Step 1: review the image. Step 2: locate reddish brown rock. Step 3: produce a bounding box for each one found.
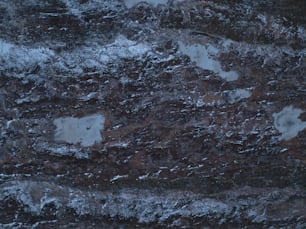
[0,0,305,228]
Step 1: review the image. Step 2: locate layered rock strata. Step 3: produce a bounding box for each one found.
[0,0,305,228]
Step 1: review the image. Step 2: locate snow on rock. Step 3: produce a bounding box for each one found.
[1,180,304,226]
[56,35,150,77]
[0,181,65,215]
[0,39,54,77]
[53,113,105,147]
[61,0,123,17]
[124,0,184,8]
[1,1,306,227]
[124,0,167,8]
[178,41,239,81]
[1,35,150,78]
[273,106,306,141]
[0,180,232,224]
[44,145,90,159]
[101,35,150,60]
[59,35,150,73]
[110,174,129,183]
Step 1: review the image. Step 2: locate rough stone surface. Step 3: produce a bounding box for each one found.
[0,0,305,228]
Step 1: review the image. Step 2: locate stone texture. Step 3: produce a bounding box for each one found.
[0,0,305,228]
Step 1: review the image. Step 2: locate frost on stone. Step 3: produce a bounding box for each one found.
[273,106,306,141]
[53,113,105,147]
[178,41,239,81]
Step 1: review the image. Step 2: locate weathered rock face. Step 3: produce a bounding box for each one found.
[0,0,305,228]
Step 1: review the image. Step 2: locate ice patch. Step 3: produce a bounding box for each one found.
[273,106,306,141]
[178,41,239,81]
[53,113,104,147]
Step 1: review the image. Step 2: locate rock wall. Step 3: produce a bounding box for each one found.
[0,0,305,228]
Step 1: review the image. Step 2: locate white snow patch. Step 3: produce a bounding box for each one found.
[47,145,89,159]
[178,41,239,81]
[0,180,233,224]
[0,39,54,75]
[62,0,83,18]
[0,223,24,228]
[107,141,130,149]
[137,173,150,180]
[53,113,104,147]
[107,35,150,58]
[1,181,62,215]
[273,106,306,141]
[68,195,90,215]
[15,95,41,104]
[56,35,150,76]
[225,88,252,104]
[1,35,149,78]
[124,0,184,8]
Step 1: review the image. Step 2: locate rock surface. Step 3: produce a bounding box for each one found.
[0,0,306,228]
